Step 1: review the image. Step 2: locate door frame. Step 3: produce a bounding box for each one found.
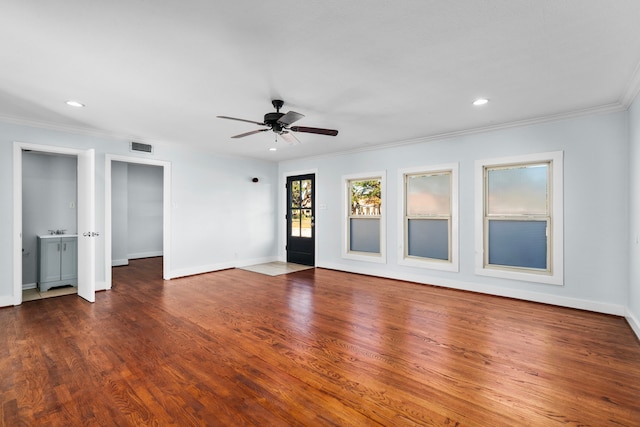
[282,168,318,265]
[104,154,172,287]
[12,142,95,305]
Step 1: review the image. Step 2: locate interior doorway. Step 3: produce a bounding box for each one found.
[21,151,78,301]
[104,154,171,288]
[13,142,96,305]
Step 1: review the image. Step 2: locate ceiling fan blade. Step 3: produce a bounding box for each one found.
[280,131,300,145]
[217,115,265,126]
[290,126,339,136]
[277,111,305,126]
[231,128,269,138]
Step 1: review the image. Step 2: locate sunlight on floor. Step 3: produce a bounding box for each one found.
[22,286,77,302]
[238,262,313,276]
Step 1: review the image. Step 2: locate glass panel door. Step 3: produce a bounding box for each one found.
[287,174,315,266]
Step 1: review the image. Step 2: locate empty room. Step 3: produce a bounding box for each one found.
[1,1,640,425]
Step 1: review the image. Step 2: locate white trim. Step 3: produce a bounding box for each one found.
[474,151,564,286]
[398,163,459,272]
[0,296,15,308]
[112,259,129,267]
[105,154,172,288]
[13,141,93,306]
[12,144,22,306]
[281,168,319,266]
[626,308,640,341]
[280,104,625,164]
[128,251,163,260]
[319,261,624,316]
[342,171,387,264]
[621,57,640,107]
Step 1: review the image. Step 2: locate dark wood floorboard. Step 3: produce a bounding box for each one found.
[1,257,639,426]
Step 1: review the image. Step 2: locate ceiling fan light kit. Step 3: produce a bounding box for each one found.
[217,100,338,142]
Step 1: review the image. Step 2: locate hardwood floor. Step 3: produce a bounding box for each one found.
[1,257,639,426]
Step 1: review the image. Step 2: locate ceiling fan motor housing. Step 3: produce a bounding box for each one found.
[264,112,285,132]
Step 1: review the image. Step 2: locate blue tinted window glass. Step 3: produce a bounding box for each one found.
[408,219,449,260]
[350,218,380,253]
[488,220,547,269]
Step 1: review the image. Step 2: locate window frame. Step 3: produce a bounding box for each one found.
[475,151,564,285]
[342,171,386,263]
[398,163,459,272]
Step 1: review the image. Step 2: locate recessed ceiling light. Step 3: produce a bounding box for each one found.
[473,98,489,106]
[65,100,85,107]
[269,147,277,152]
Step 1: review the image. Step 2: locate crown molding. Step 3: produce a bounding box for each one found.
[0,113,136,142]
[283,102,627,164]
[621,57,640,108]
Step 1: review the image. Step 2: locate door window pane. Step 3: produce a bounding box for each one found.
[487,164,548,215]
[290,209,300,237]
[301,179,312,208]
[290,180,301,208]
[407,173,450,216]
[301,209,312,238]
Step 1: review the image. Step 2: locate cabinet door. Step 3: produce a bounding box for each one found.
[60,237,78,281]
[41,239,62,282]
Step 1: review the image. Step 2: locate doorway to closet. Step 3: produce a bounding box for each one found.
[104,155,171,288]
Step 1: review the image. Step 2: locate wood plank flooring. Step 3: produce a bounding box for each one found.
[1,257,639,426]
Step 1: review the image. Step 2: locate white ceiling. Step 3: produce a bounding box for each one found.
[2,1,640,162]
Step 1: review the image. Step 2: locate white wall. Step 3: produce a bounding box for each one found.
[21,152,77,287]
[1,120,279,304]
[111,162,163,264]
[628,93,640,337]
[126,163,163,259]
[279,111,630,316]
[111,161,128,266]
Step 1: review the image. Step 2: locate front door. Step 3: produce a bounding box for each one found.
[286,174,315,266]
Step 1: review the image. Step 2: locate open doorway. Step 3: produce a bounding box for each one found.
[104,154,171,288]
[13,142,96,305]
[21,151,78,301]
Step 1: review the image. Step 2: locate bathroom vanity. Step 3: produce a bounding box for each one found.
[37,235,78,292]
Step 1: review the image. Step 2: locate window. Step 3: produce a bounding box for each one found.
[399,164,458,271]
[475,151,563,285]
[289,177,313,238]
[343,172,386,262]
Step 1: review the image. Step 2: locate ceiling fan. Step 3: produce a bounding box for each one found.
[217,100,338,143]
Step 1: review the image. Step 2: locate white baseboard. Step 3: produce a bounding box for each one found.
[128,251,163,260]
[0,295,16,308]
[318,261,626,316]
[112,259,129,267]
[626,308,640,341]
[167,256,278,280]
[22,282,37,290]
